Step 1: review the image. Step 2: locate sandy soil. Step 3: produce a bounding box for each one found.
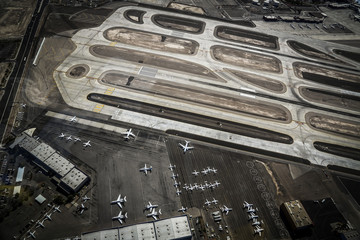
[104,27,198,55]
[211,45,282,73]
[152,14,204,33]
[306,112,360,139]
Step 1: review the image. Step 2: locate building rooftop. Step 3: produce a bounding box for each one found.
[44,153,74,177]
[35,194,46,204]
[61,168,88,191]
[30,143,56,162]
[18,135,40,152]
[15,167,25,183]
[282,200,312,230]
[82,216,191,240]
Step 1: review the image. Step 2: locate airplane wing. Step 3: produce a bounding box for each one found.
[179,143,185,148]
[129,133,136,138]
[117,202,123,208]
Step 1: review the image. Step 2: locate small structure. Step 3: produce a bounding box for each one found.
[263,15,278,21]
[280,200,313,231]
[13,186,21,197]
[35,194,46,204]
[15,167,25,183]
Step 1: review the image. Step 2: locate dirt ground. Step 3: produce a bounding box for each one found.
[104,27,199,55]
[211,45,282,73]
[152,14,205,33]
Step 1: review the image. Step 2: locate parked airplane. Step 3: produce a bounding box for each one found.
[28,230,36,239]
[112,211,128,224]
[298,24,303,29]
[212,198,219,205]
[243,201,253,209]
[192,170,199,176]
[221,205,232,215]
[193,183,199,189]
[254,225,264,236]
[247,207,256,213]
[58,133,65,139]
[213,181,220,187]
[201,169,209,175]
[139,164,152,175]
[82,195,90,202]
[205,199,211,206]
[176,188,182,195]
[74,137,81,142]
[122,128,136,140]
[145,202,158,211]
[173,180,181,187]
[290,23,295,29]
[168,164,176,171]
[21,103,26,108]
[178,206,187,213]
[211,168,218,174]
[36,219,45,228]
[179,140,194,153]
[198,185,205,191]
[79,204,86,214]
[189,184,197,191]
[45,213,52,221]
[54,206,61,213]
[171,173,178,179]
[111,194,127,208]
[147,208,161,220]
[248,212,258,220]
[252,219,261,226]
[66,135,73,142]
[69,116,77,122]
[83,140,91,148]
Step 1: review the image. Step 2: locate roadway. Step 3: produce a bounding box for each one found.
[0,0,48,145]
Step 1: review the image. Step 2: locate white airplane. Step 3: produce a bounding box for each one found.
[28,231,36,239]
[168,164,176,171]
[252,219,261,226]
[179,140,194,153]
[171,173,178,179]
[243,201,253,209]
[145,202,158,211]
[66,135,72,142]
[198,185,205,191]
[82,195,90,202]
[248,212,258,220]
[201,168,209,175]
[254,225,264,236]
[36,219,45,228]
[173,180,181,187]
[211,168,218,174]
[193,183,199,189]
[213,181,220,187]
[212,198,218,205]
[205,199,211,206]
[204,181,211,189]
[111,194,127,208]
[54,206,61,213]
[58,133,65,139]
[188,184,196,191]
[221,205,232,215]
[122,128,136,140]
[192,170,199,176]
[74,137,81,142]
[21,103,26,108]
[178,206,187,213]
[247,206,256,213]
[176,188,181,195]
[83,140,91,147]
[147,208,161,220]
[139,164,152,175]
[112,211,128,224]
[79,204,86,214]
[45,213,52,221]
[69,116,77,122]
[290,23,295,29]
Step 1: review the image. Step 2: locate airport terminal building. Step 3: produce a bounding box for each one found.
[11,129,89,193]
[81,216,192,240]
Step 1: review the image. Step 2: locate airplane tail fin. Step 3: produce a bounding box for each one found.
[124,196,127,202]
[125,212,128,218]
[159,209,162,215]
